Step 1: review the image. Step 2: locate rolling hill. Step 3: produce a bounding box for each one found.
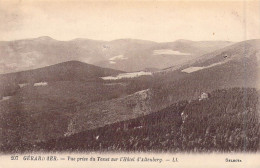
[0,61,152,145]
[0,60,123,98]
[149,39,259,107]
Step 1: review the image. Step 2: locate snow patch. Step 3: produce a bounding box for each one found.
[33,82,48,87]
[101,71,152,80]
[109,61,116,64]
[18,83,29,88]
[109,55,128,61]
[109,55,128,64]
[182,61,226,73]
[181,67,205,73]
[0,96,12,102]
[153,49,191,55]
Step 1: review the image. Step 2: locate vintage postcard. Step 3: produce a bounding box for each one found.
[0,0,259,167]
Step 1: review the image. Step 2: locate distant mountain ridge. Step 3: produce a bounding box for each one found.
[0,36,233,73]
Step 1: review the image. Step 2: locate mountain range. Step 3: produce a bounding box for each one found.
[0,38,259,152]
[0,37,233,73]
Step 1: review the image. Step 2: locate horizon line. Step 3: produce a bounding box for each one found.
[0,36,240,43]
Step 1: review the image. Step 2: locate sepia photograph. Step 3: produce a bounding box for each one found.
[0,0,260,167]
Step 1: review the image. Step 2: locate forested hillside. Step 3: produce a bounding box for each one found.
[150,58,257,110]
[2,88,258,153]
[0,61,123,98]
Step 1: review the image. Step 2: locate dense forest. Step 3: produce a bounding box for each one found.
[1,87,259,153]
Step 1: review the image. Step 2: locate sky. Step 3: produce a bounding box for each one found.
[0,0,259,42]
